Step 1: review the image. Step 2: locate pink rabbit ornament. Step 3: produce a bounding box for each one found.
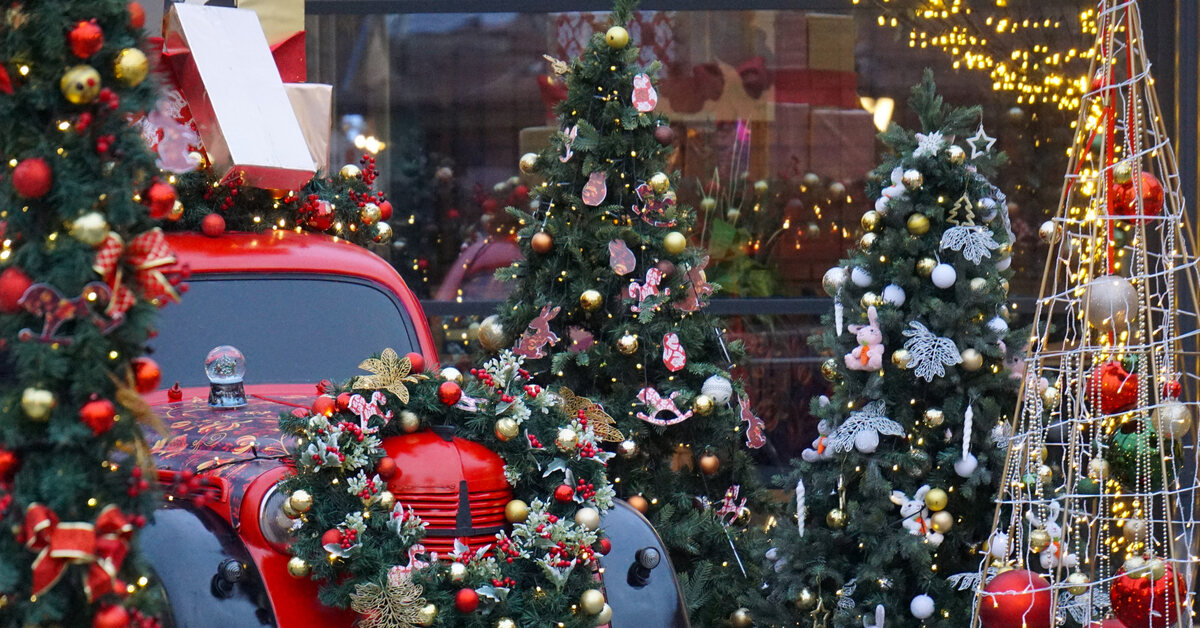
[844,306,884,371]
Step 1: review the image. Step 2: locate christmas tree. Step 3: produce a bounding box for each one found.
[751,73,1020,627]
[0,1,184,625]
[477,0,768,624]
[973,1,1200,626]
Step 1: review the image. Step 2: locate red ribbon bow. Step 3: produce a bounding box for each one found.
[92,227,182,318]
[24,503,133,601]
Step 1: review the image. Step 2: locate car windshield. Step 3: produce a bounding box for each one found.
[149,276,421,387]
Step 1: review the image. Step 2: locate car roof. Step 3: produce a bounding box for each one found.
[164,230,400,280]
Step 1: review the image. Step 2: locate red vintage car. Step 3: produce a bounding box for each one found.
[138,230,688,627]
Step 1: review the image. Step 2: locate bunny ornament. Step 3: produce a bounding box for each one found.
[862,605,886,628]
[875,167,908,215]
[890,485,944,546]
[801,419,834,462]
[1025,501,1078,570]
[845,306,885,371]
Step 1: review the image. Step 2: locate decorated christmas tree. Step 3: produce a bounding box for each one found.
[751,73,1020,627]
[972,1,1200,626]
[0,1,185,625]
[475,0,769,624]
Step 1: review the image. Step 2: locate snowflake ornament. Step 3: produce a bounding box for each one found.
[913,130,947,158]
[941,225,1001,264]
[902,321,963,381]
[825,401,904,454]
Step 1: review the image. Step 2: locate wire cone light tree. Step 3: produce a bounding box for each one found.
[971,1,1200,627]
[477,0,769,623]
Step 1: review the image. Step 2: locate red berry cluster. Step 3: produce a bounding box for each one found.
[359,154,379,186]
[97,87,119,110]
[356,475,378,501]
[340,528,358,550]
[576,543,596,564]
[575,478,597,500]
[126,466,151,497]
[576,439,598,459]
[524,384,542,397]
[337,421,366,443]
[94,133,115,154]
[490,576,517,588]
[495,536,521,563]
[527,432,543,448]
[545,540,577,568]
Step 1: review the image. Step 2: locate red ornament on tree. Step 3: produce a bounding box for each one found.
[92,604,130,628]
[335,392,352,411]
[438,381,462,406]
[405,351,425,374]
[201,213,226,237]
[1162,380,1182,399]
[131,357,161,393]
[0,447,18,481]
[378,200,393,221]
[1089,621,1128,628]
[0,266,33,313]
[596,538,612,555]
[12,158,52,198]
[320,528,342,547]
[554,484,575,502]
[376,456,397,479]
[68,20,104,59]
[80,396,117,435]
[1111,563,1184,628]
[146,182,177,219]
[977,569,1052,628]
[1114,172,1165,217]
[127,1,146,29]
[454,587,479,613]
[1087,361,1139,415]
[311,395,337,417]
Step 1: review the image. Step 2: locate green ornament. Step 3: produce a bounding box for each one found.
[1121,353,1140,373]
[1105,419,1176,490]
[1077,477,1100,495]
[1022,472,1038,488]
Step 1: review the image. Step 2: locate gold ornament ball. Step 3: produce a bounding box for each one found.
[441,366,464,384]
[902,169,924,190]
[580,289,603,312]
[478,315,508,353]
[575,507,601,531]
[1041,386,1061,408]
[859,232,877,250]
[961,348,984,371]
[891,349,912,369]
[605,25,629,49]
[826,508,847,529]
[70,211,109,246]
[530,231,554,254]
[556,427,579,451]
[373,222,392,243]
[969,277,988,292]
[61,65,101,104]
[923,408,944,427]
[1039,220,1061,244]
[339,164,362,179]
[733,506,752,526]
[376,491,396,511]
[829,181,847,197]
[859,291,880,309]
[947,145,966,164]
[618,439,638,458]
[729,608,753,628]
[113,47,149,87]
[796,588,817,610]
[1029,528,1052,553]
[449,561,468,582]
[693,394,714,416]
[861,210,881,232]
[924,488,948,512]
[1147,559,1167,581]
[1123,556,1148,578]
[906,213,931,235]
[1088,458,1110,480]
[616,333,639,355]
[168,199,186,222]
[699,453,720,476]
[580,589,606,615]
[288,489,313,514]
[627,495,649,513]
[1036,464,1053,483]
[286,556,310,578]
[821,358,839,382]
[1114,161,1134,185]
[663,231,687,255]
[1065,572,1090,596]
[930,511,953,533]
[21,388,55,421]
[494,417,520,441]
[519,152,539,174]
[417,604,438,626]
[916,257,937,277]
[505,499,529,523]
[282,500,299,519]
[360,203,382,226]
[497,619,517,628]
[400,410,421,433]
[649,172,671,194]
[595,604,613,625]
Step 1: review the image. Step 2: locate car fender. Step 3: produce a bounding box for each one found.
[598,499,691,628]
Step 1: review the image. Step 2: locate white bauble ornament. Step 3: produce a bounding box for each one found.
[851,267,872,288]
[701,375,734,405]
[910,594,935,619]
[996,256,1012,271]
[882,284,906,307]
[954,454,978,478]
[931,264,957,289]
[1083,275,1139,332]
[987,317,1009,335]
[1155,400,1192,440]
[1122,518,1146,540]
[823,267,848,296]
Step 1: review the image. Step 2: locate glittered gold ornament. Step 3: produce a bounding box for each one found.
[923,408,944,427]
[61,65,101,104]
[692,394,714,416]
[649,172,670,194]
[595,604,613,624]
[69,211,109,246]
[916,257,937,277]
[961,348,983,371]
[906,213,930,235]
[617,334,638,355]
[924,488,948,511]
[1065,572,1089,596]
[969,277,988,292]
[286,556,310,578]
[1041,385,1061,407]
[417,604,438,626]
[440,367,464,384]
[930,511,953,533]
[556,427,579,451]
[733,506,751,526]
[579,289,603,312]
[494,417,519,441]
[519,152,538,174]
[605,26,629,49]
[892,349,911,368]
[360,203,382,226]
[699,453,720,476]
[477,315,507,353]
[339,164,361,179]
[289,489,313,514]
[21,388,55,421]
[580,589,606,615]
[729,608,753,628]
[448,561,468,582]
[859,232,877,250]
[826,508,846,529]
[376,491,395,511]
[400,410,421,433]
[861,210,881,232]
[902,169,924,190]
[859,291,880,309]
[663,231,687,255]
[282,500,299,519]
[372,221,392,243]
[168,200,185,222]
[796,588,817,610]
[1029,528,1052,553]
[1114,161,1134,185]
[618,439,638,458]
[505,499,529,523]
[497,619,517,628]
[821,358,839,382]
[1039,220,1061,244]
[575,507,601,531]
[947,145,966,164]
[113,47,148,86]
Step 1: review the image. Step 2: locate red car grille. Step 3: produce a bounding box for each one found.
[395,482,511,553]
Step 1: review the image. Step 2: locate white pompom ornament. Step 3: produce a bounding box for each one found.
[882,284,906,307]
[910,594,935,619]
[955,453,979,477]
[701,375,734,405]
[851,267,872,288]
[931,263,957,289]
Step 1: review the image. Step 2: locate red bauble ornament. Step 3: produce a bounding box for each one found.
[405,352,425,374]
[336,392,352,410]
[1162,380,1182,399]
[454,587,479,613]
[311,395,337,417]
[655,260,676,279]
[977,569,1052,628]
[512,185,529,202]
[481,198,499,214]
[0,266,33,313]
[320,528,342,547]
[653,125,675,146]
[378,200,393,221]
[12,158,52,198]
[1089,621,1128,628]
[68,20,104,59]
[554,484,574,502]
[93,604,131,628]
[1111,563,1184,628]
[438,381,462,406]
[1114,172,1165,217]
[128,2,146,29]
[146,183,177,219]
[1088,361,1139,415]
[376,456,397,479]
[201,213,226,237]
[131,357,161,393]
[80,397,117,435]
[0,447,18,480]
[597,538,612,555]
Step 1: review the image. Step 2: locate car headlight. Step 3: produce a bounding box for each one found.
[259,484,295,552]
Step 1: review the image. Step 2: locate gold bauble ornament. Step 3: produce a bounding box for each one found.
[1123,556,1148,578]
[930,511,953,533]
[477,315,507,353]
[1038,220,1061,244]
[286,556,310,578]
[859,291,880,309]
[1088,458,1110,480]
[628,495,649,513]
[360,203,382,226]
[733,506,751,526]
[400,410,421,433]
[494,417,520,441]
[961,348,983,371]
[1029,528,1052,553]
[859,232,877,250]
[692,394,714,416]
[497,619,517,628]
[891,349,912,368]
[826,508,847,529]
[821,358,839,382]
[924,488,948,511]
[699,453,720,476]
[21,388,55,421]
[113,47,149,87]
[969,277,988,293]
[1147,559,1167,581]
[605,26,629,49]
[1065,572,1090,596]
[441,367,464,384]
[288,489,313,514]
[663,231,687,255]
[505,499,529,523]
[282,500,299,519]
[556,427,579,451]
[649,172,671,194]
[579,289,603,312]
[729,608,753,628]
[449,561,468,582]
[1114,161,1134,185]
[861,210,881,232]
[1041,386,1061,407]
[616,333,639,355]
[376,491,395,511]
[61,65,101,104]
[580,589,606,615]
[947,145,966,164]
[902,169,924,190]
[519,152,539,174]
[69,211,109,246]
[168,200,186,222]
[906,213,930,235]
[575,507,601,531]
[618,439,638,458]
[417,604,438,626]
[339,164,362,179]
[916,257,937,277]
[796,588,817,610]
[530,231,554,254]
[923,408,944,427]
[373,221,392,243]
[595,604,613,624]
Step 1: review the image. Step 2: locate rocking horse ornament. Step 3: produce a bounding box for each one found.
[636,386,693,426]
